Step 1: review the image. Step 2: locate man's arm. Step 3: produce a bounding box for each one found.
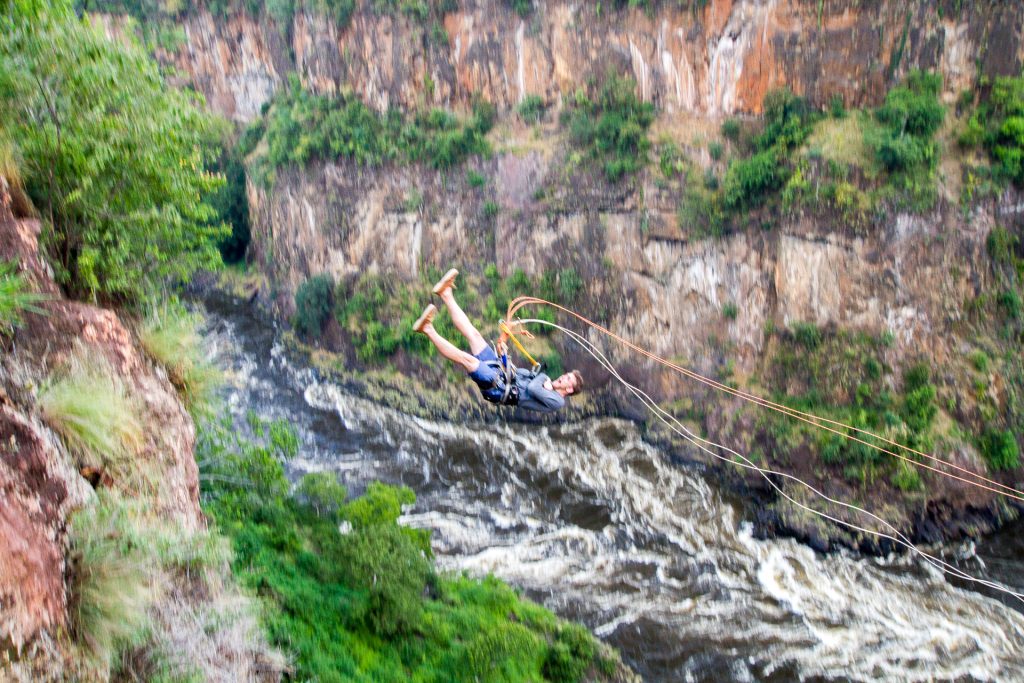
[521,372,565,413]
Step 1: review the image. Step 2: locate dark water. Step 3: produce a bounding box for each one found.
[201,291,1024,682]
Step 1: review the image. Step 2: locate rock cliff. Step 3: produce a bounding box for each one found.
[0,177,273,679]
[163,0,1024,123]
[156,0,1024,549]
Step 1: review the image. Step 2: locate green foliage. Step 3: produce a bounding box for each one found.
[293,274,335,338]
[38,351,143,475]
[870,70,944,207]
[987,226,1019,264]
[207,141,251,263]
[68,492,155,674]
[765,328,942,488]
[829,94,846,119]
[979,428,1020,471]
[678,170,725,238]
[791,321,822,349]
[658,140,684,178]
[721,118,742,142]
[258,79,493,177]
[997,288,1022,319]
[466,169,487,188]
[722,149,780,210]
[0,259,47,336]
[198,415,614,682]
[0,4,227,303]
[140,306,222,414]
[508,0,532,17]
[721,301,738,320]
[708,140,724,161]
[969,349,990,373]
[962,72,1024,186]
[562,74,655,182]
[518,94,547,123]
[542,624,597,683]
[483,199,500,218]
[901,362,937,433]
[297,472,348,519]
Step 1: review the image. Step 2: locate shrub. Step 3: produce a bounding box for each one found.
[901,362,937,433]
[0,259,47,336]
[558,267,583,303]
[38,351,143,475]
[986,226,1018,264]
[140,307,221,413]
[722,149,780,209]
[791,321,822,349]
[466,169,487,188]
[962,73,1024,186]
[296,472,347,519]
[722,301,738,320]
[517,94,547,123]
[871,70,944,206]
[709,140,724,160]
[483,200,500,218]
[69,492,155,674]
[293,274,335,338]
[890,460,922,491]
[997,288,1022,319]
[979,428,1020,471]
[829,94,846,119]
[0,5,226,303]
[969,350,990,373]
[721,117,742,142]
[562,73,655,182]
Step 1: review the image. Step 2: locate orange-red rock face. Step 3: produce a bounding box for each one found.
[0,177,202,664]
[161,0,1023,123]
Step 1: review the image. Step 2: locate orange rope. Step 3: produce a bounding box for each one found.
[506,296,1024,503]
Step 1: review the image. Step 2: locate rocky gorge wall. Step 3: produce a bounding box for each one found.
[164,0,1024,123]
[152,0,1024,547]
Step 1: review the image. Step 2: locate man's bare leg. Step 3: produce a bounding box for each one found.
[413,303,479,372]
[423,323,479,373]
[438,289,488,355]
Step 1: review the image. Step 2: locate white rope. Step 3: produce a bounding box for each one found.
[519,318,1024,605]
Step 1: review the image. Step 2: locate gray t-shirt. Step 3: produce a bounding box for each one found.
[513,370,565,413]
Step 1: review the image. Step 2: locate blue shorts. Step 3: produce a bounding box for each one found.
[468,346,500,388]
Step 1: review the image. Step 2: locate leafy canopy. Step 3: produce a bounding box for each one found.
[0,2,226,303]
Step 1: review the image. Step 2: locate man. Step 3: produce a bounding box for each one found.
[413,268,583,413]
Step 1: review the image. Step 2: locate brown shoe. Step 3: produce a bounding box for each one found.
[431,268,459,296]
[412,304,437,333]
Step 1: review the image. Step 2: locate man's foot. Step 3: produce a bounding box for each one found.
[432,268,459,296]
[412,304,437,333]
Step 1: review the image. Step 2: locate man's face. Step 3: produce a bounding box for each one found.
[551,372,578,396]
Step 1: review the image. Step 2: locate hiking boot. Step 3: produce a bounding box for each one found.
[432,268,459,296]
[412,304,437,333]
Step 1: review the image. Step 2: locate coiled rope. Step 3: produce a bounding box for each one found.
[507,296,1024,503]
[516,316,1024,605]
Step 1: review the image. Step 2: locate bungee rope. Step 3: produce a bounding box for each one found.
[506,296,1024,503]
[516,316,1024,605]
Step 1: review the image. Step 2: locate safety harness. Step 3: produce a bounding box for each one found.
[480,321,543,407]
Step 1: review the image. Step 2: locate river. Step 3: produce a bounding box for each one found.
[201,291,1024,682]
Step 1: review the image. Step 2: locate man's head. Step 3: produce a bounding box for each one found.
[551,370,584,397]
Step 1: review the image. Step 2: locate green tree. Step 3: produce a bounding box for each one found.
[293,274,335,338]
[0,3,226,303]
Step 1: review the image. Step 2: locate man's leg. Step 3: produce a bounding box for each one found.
[423,323,479,373]
[438,289,488,355]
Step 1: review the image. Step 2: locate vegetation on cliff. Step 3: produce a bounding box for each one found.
[249,76,494,184]
[0,2,228,304]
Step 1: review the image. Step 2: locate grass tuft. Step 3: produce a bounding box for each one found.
[69,492,157,675]
[140,307,221,414]
[38,349,143,475]
[0,259,48,335]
